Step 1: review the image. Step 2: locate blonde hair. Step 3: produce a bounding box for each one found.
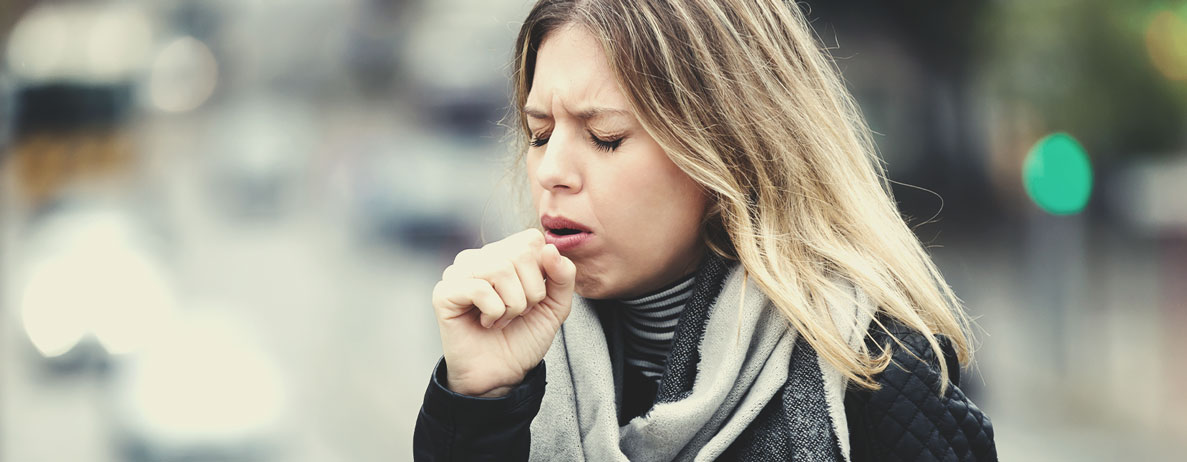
[509,0,974,391]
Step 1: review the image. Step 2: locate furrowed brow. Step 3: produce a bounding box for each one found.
[522,105,631,122]
[524,107,550,119]
[574,107,632,121]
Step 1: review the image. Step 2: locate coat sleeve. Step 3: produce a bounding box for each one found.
[412,357,547,462]
[844,325,998,462]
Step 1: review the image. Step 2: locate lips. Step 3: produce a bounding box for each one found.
[541,216,591,234]
[541,215,594,252]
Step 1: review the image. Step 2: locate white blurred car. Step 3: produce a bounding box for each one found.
[11,201,176,365]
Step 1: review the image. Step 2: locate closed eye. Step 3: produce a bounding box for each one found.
[590,132,624,152]
[529,131,624,152]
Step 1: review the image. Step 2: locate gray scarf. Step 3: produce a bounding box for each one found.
[530,257,874,461]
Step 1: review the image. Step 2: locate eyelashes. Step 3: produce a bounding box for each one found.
[591,135,624,152]
[529,131,624,152]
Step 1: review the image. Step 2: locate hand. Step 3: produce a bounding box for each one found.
[431,229,577,397]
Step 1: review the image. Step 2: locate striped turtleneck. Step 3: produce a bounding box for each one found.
[616,270,698,381]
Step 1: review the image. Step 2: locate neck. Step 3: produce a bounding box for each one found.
[614,246,707,300]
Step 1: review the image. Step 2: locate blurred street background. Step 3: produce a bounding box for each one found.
[1,0,1184,461]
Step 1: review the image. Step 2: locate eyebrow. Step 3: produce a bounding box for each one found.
[523,105,633,121]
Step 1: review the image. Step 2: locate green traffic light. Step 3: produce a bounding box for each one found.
[1022,133,1093,215]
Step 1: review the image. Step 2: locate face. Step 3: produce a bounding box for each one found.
[524,24,708,300]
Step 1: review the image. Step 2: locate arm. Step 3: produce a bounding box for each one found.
[845,325,997,462]
[413,357,547,462]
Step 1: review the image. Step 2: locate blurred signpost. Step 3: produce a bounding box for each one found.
[1023,132,1093,376]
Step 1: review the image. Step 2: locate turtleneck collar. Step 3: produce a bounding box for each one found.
[611,261,703,382]
[616,269,698,306]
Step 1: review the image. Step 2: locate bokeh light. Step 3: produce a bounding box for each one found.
[18,209,177,358]
[147,37,219,113]
[118,310,287,441]
[1023,133,1094,215]
[5,2,152,84]
[1145,9,1187,81]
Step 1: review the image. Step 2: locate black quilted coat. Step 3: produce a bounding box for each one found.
[414,257,997,461]
[844,320,997,461]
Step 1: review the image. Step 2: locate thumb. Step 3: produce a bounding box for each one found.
[540,244,577,315]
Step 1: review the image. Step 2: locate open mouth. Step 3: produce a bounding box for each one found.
[540,216,593,251]
[549,228,585,236]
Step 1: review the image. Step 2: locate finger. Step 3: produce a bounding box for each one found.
[442,249,481,281]
[466,279,508,328]
[511,228,547,246]
[483,261,528,328]
[441,264,462,281]
[540,244,577,318]
[514,250,548,309]
[517,229,548,309]
[432,279,505,328]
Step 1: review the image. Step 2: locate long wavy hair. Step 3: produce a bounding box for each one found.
[507,0,974,391]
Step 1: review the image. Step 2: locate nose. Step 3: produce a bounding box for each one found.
[533,128,582,194]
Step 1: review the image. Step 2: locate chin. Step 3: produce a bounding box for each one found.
[574,273,616,300]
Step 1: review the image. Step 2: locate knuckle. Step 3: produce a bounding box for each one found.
[502,260,519,277]
[431,280,449,306]
[469,281,492,302]
[510,294,530,312]
[454,248,477,264]
[523,228,546,245]
[514,250,536,268]
[509,288,528,307]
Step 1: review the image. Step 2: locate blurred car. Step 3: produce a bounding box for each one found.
[10,199,175,368]
[110,308,286,462]
[337,126,501,257]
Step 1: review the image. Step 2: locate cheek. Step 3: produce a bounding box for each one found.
[604,163,705,242]
[656,185,706,241]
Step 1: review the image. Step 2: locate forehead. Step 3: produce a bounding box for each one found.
[525,25,629,112]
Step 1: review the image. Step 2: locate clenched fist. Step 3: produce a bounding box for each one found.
[431,228,577,397]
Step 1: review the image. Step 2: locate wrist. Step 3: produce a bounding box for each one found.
[444,369,523,398]
[455,384,515,398]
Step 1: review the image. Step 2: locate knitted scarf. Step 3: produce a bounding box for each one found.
[529,256,875,461]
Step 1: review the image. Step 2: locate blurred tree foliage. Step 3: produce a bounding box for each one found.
[981,0,1187,158]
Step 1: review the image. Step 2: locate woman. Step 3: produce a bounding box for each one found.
[414,0,996,460]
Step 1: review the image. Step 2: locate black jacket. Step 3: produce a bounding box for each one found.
[414,258,996,461]
[844,321,996,461]
[413,324,996,461]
